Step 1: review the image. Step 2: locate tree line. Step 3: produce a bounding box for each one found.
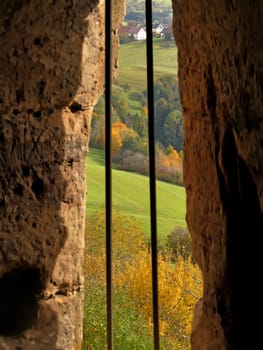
[125,0,173,24]
[90,74,184,185]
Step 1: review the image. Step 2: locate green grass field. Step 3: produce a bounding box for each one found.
[86,147,186,242]
[117,39,178,91]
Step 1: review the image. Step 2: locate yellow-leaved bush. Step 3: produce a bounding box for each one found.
[84,208,202,350]
[116,252,202,349]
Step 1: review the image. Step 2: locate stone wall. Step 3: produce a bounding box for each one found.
[0,1,125,349]
[173,1,263,349]
[1,0,263,349]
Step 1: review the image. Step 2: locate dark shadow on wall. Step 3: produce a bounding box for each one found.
[0,0,99,347]
[218,129,263,348]
[0,268,42,335]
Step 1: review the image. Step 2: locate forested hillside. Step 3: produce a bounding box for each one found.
[126,0,173,23]
[84,5,201,348]
[91,39,183,185]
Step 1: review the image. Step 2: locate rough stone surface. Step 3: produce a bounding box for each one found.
[173,1,263,349]
[0,0,125,349]
[1,1,262,349]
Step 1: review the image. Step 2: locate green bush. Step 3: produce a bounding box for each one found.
[165,227,192,261]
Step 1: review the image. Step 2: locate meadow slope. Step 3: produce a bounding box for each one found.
[117,40,178,91]
[86,147,186,242]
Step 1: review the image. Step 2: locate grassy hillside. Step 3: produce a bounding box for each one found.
[86,147,186,242]
[116,39,178,91]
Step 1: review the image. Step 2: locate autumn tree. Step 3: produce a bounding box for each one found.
[141,105,148,117]
[111,122,126,155]
[84,208,202,350]
[162,147,181,169]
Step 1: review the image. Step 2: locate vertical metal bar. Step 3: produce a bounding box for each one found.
[105,0,113,349]
[145,1,160,349]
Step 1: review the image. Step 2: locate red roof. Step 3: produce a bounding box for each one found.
[118,26,131,34]
[129,26,145,34]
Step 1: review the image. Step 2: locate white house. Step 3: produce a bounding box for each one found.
[129,26,146,41]
[152,23,164,35]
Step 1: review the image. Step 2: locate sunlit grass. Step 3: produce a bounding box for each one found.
[117,39,178,91]
[86,147,186,241]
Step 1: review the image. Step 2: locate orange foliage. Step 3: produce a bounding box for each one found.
[141,105,148,117]
[112,121,127,131]
[162,149,181,168]
[111,122,128,155]
[111,127,122,155]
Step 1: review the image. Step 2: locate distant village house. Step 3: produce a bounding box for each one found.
[118,22,174,43]
[119,25,146,41]
[129,26,146,40]
[152,23,164,35]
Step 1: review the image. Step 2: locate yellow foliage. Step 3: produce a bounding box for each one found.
[111,127,122,156]
[85,252,106,286]
[84,209,202,349]
[117,252,202,349]
[119,126,137,141]
[111,122,134,156]
[112,121,127,131]
[141,105,148,117]
[85,207,146,265]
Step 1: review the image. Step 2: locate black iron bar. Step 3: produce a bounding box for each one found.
[105,0,113,349]
[145,1,160,349]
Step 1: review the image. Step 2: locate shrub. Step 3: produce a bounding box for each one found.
[83,209,202,350]
[165,227,192,261]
